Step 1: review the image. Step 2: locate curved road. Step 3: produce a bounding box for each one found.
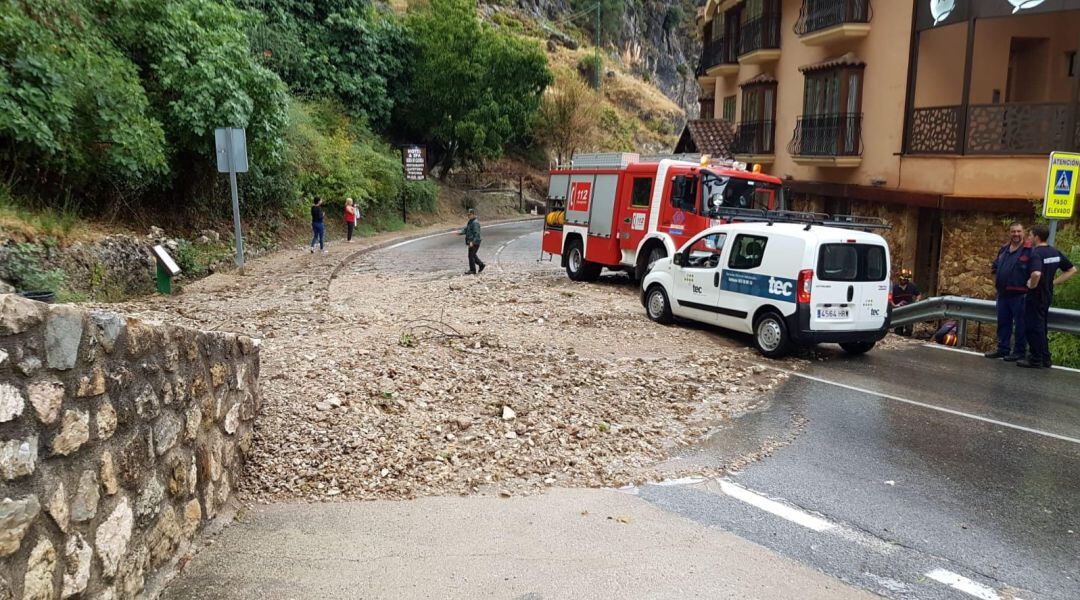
[166,220,1079,600]
[374,220,1080,600]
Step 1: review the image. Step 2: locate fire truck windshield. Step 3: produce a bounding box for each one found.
[701,171,780,213]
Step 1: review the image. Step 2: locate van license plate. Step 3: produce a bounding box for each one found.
[817,307,849,320]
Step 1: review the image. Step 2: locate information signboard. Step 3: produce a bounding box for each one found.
[403,145,427,181]
[1043,151,1079,220]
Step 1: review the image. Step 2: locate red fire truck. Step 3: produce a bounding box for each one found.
[541,153,786,281]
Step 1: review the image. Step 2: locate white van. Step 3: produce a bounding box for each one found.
[641,219,891,357]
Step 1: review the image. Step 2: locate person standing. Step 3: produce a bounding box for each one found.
[310,197,327,254]
[458,209,485,274]
[1018,224,1077,369]
[985,222,1031,361]
[344,198,357,243]
[890,268,921,336]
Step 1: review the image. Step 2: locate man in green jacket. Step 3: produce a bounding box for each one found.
[459,209,486,274]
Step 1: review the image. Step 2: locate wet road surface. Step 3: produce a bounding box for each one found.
[371,221,1080,599]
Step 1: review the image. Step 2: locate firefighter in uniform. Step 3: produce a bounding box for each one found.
[985,222,1032,361]
[1018,224,1077,369]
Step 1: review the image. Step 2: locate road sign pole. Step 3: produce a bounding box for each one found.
[1048,219,1058,246]
[225,130,245,272]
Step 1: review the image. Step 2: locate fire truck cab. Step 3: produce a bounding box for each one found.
[541,153,785,282]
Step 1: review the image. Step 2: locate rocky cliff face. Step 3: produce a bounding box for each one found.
[500,0,704,118]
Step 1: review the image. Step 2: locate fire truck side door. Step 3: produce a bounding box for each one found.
[673,233,728,324]
[616,175,654,265]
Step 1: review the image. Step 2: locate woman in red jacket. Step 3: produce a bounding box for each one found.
[344,198,357,242]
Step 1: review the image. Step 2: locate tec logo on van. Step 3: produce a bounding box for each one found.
[722,271,797,302]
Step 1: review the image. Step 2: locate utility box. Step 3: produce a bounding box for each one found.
[151,245,181,295]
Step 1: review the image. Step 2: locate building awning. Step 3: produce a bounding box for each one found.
[799,52,865,73]
[917,0,1080,32]
[740,73,778,87]
[674,120,736,158]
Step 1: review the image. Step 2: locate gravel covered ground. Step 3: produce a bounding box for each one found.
[103,223,797,503]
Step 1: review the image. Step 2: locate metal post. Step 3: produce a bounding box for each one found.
[901,6,922,154]
[225,130,245,272]
[958,318,968,347]
[401,187,407,225]
[1049,219,1059,246]
[594,3,601,90]
[958,17,977,155]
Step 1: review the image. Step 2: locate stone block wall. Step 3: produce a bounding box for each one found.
[0,294,260,599]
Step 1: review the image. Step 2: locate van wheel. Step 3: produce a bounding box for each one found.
[565,239,601,282]
[754,312,792,358]
[636,246,667,281]
[840,341,876,355]
[645,285,674,325]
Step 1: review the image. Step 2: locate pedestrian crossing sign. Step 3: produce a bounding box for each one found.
[1043,151,1080,219]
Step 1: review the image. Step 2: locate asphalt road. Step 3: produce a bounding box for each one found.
[377,220,1080,600]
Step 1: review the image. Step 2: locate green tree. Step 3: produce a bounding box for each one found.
[0,0,167,194]
[534,70,602,165]
[395,0,552,173]
[100,0,289,177]
[239,0,411,129]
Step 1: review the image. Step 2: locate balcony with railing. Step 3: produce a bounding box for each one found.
[789,113,863,166]
[795,0,872,45]
[738,13,781,65]
[733,121,776,162]
[696,37,739,79]
[907,103,1080,156]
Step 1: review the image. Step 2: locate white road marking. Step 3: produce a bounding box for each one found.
[775,369,1080,446]
[718,480,835,532]
[383,221,532,251]
[925,569,1018,600]
[922,343,1080,374]
[494,231,540,273]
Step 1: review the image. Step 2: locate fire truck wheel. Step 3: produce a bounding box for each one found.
[753,311,792,358]
[565,239,601,282]
[636,245,668,280]
[645,285,674,325]
[839,341,876,355]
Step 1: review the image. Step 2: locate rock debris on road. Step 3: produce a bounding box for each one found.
[102,225,787,503]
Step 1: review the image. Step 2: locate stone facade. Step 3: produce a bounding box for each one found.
[0,294,259,599]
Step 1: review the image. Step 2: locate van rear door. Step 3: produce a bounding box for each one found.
[811,242,889,332]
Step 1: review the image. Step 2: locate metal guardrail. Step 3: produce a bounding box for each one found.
[891,296,1080,343]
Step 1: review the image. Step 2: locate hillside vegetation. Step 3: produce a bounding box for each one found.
[0,0,697,298]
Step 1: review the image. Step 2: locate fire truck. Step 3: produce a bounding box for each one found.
[541,153,786,282]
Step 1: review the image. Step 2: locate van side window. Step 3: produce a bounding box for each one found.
[631,178,653,207]
[685,233,728,269]
[729,234,768,270]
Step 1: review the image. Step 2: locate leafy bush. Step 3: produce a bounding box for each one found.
[393,0,552,173]
[404,180,438,213]
[1049,227,1080,367]
[0,0,168,193]
[239,0,411,129]
[1,243,66,293]
[286,100,406,215]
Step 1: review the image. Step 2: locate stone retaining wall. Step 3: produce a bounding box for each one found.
[0,294,260,599]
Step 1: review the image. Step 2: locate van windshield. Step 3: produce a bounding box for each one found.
[817,244,887,282]
[701,171,780,213]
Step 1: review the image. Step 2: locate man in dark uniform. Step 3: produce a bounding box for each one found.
[458,209,486,275]
[890,268,920,336]
[985,222,1031,361]
[1018,224,1077,368]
